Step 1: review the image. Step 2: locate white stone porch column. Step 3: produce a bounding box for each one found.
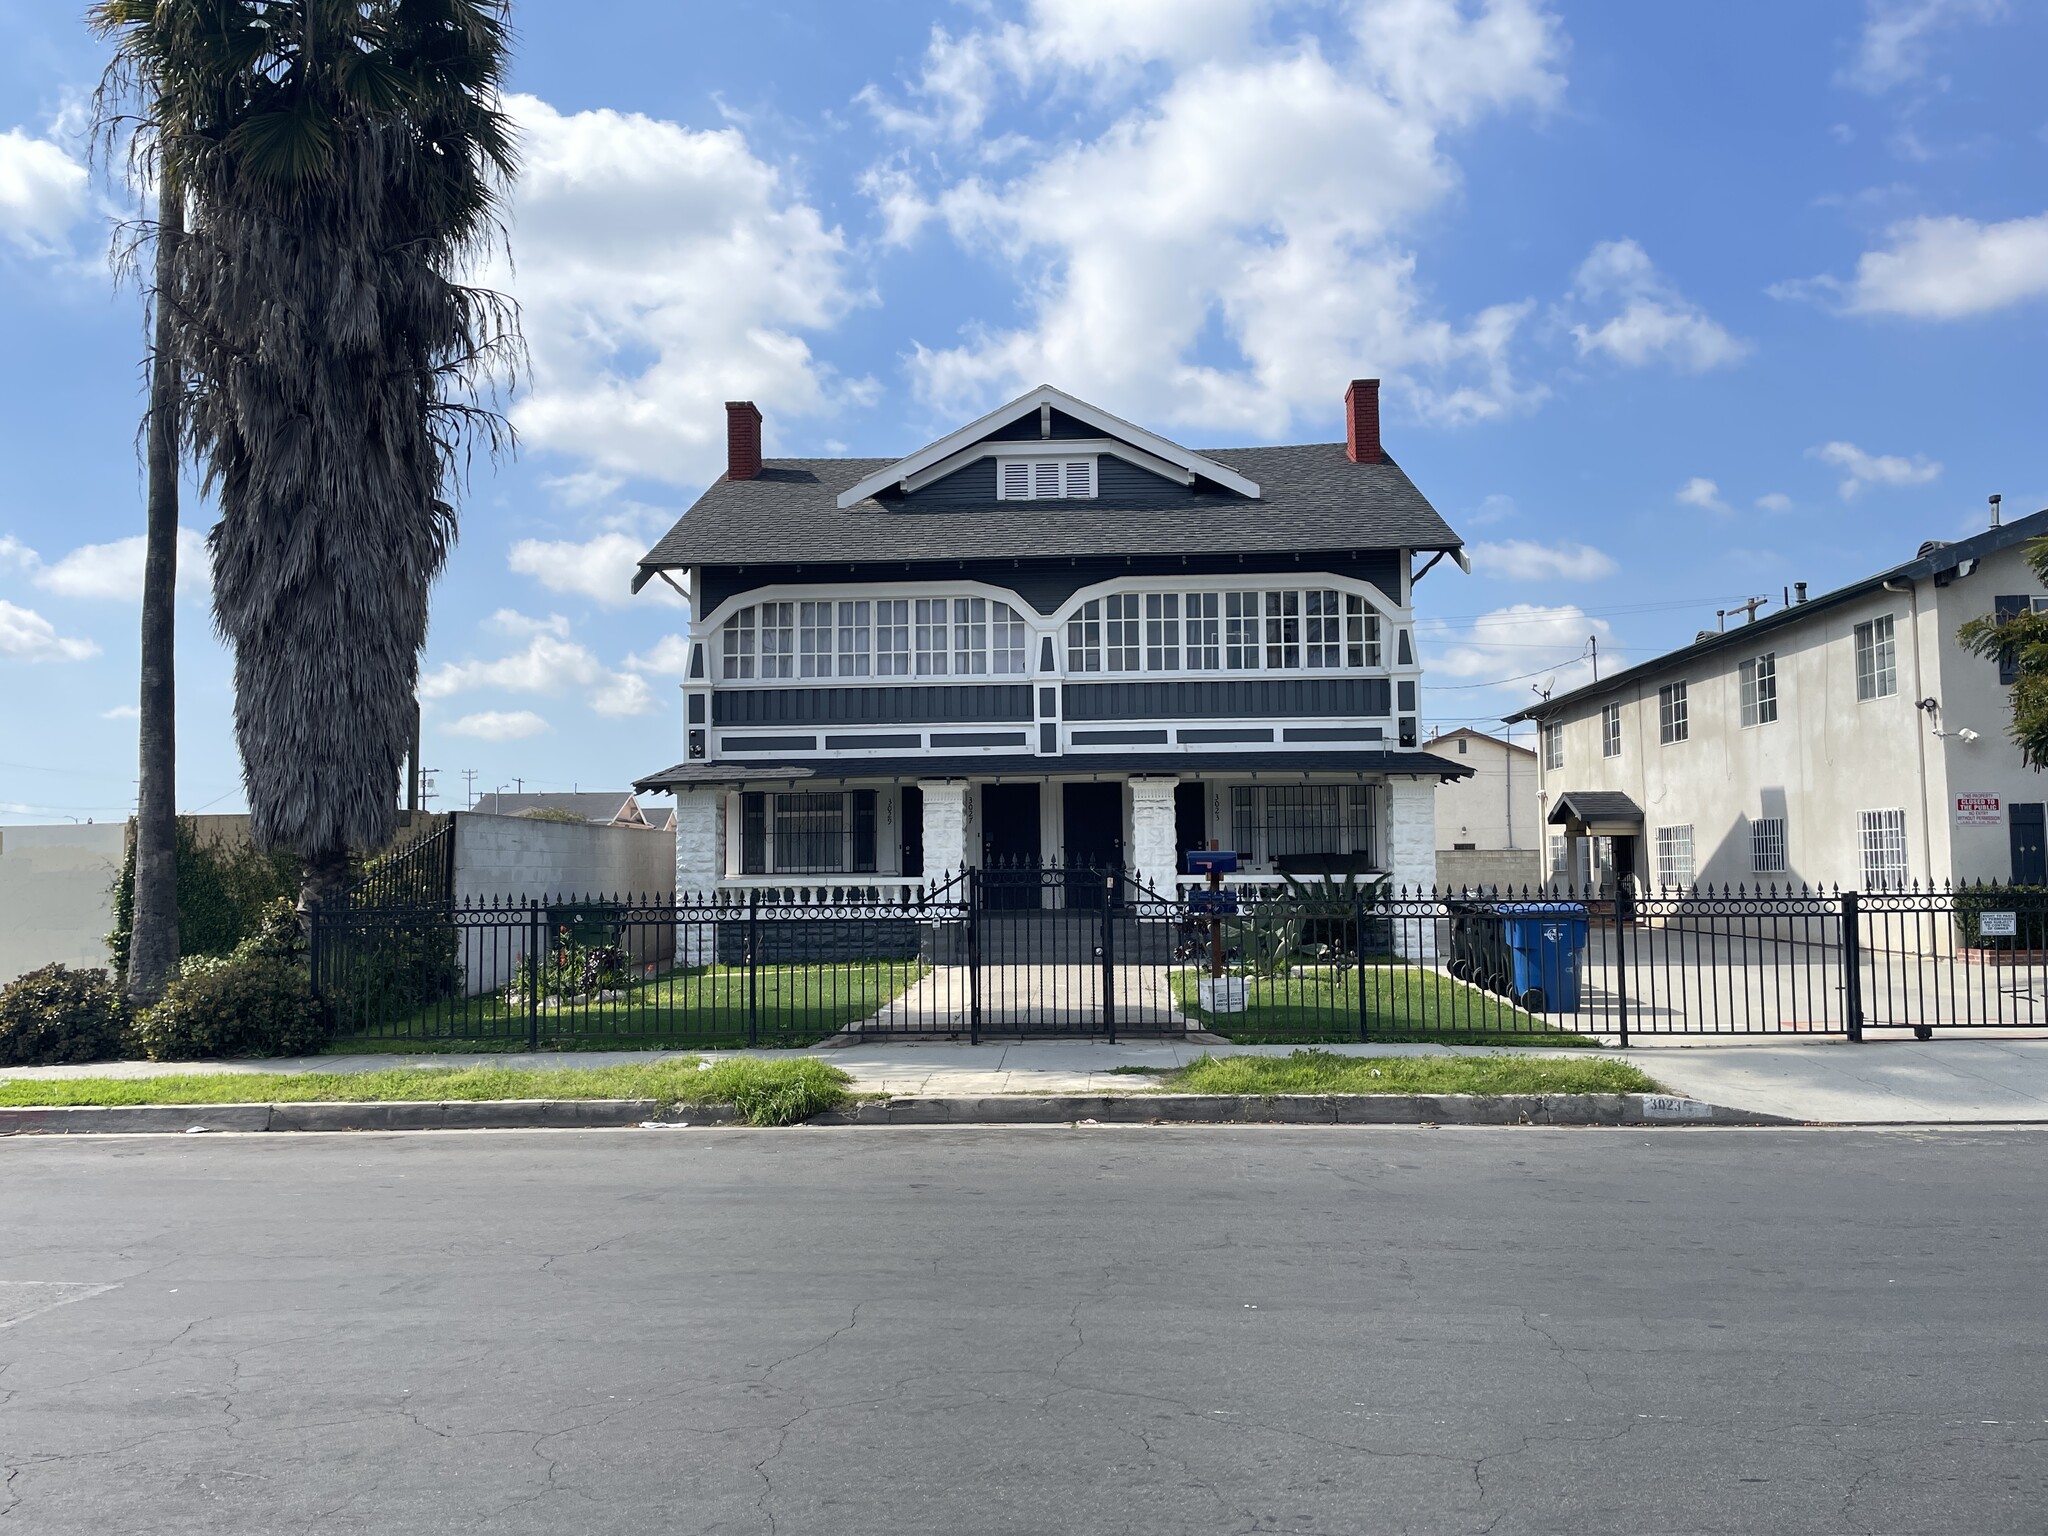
[674,788,726,964]
[920,782,970,886]
[1385,775,1439,961]
[1128,777,1179,896]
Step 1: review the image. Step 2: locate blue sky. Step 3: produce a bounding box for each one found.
[3,0,2045,822]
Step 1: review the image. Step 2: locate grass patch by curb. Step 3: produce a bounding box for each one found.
[1155,1049,1660,1097]
[1174,968,1602,1047]
[0,1056,852,1127]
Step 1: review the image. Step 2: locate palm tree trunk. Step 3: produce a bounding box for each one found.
[298,847,350,916]
[126,184,183,1006]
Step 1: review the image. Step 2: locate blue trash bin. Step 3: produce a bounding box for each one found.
[1497,903,1589,1013]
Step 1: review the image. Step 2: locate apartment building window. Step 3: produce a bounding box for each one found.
[1544,722,1563,770]
[1346,595,1382,668]
[1229,784,1380,868]
[1601,703,1622,759]
[1144,593,1181,671]
[1655,824,1695,888]
[739,790,879,875]
[1752,816,1787,875]
[914,598,949,676]
[1264,591,1302,669]
[1858,808,1909,890]
[1067,599,1103,673]
[1854,615,1897,701]
[1305,589,1343,668]
[836,601,871,678]
[1185,592,1220,670]
[1224,591,1261,669]
[997,457,1097,500]
[1105,593,1141,671]
[1658,681,1689,744]
[874,600,909,677]
[1548,834,1568,879]
[1739,653,1778,726]
[992,602,1028,674]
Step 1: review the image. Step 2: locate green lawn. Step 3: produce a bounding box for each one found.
[330,961,927,1052]
[1173,966,1601,1046]
[0,1056,852,1127]
[1153,1048,1658,1096]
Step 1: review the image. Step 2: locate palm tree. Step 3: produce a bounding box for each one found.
[91,0,521,910]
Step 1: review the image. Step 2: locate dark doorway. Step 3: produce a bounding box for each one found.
[1611,833,1639,922]
[899,786,924,878]
[1063,782,1124,907]
[2012,803,2046,885]
[1174,782,1207,872]
[982,783,1043,909]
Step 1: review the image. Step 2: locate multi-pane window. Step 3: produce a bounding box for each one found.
[1305,590,1343,668]
[1655,824,1695,889]
[757,602,794,680]
[1859,808,1909,889]
[992,602,1027,674]
[1346,595,1381,668]
[1548,834,1569,879]
[874,600,909,677]
[836,601,871,678]
[798,601,834,678]
[1740,653,1778,726]
[1225,591,1261,669]
[1067,599,1103,674]
[1658,681,1689,745]
[1185,592,1220,670]
[1601,703,1622,759]
[997,457,1097,500]
[721,607,756,680]
[1855,615,1897,701]
[739,789,880,875]
[1544,722,1563,771]
[913,599,949,676]
[1105,593,1141,672]
[1752,816,1787,875]
[1229,784,1380,867]
[1264,591,1301,669]
[1144,593,1181,671]
[952,597,988,676]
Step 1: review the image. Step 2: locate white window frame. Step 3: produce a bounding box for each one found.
[1144,592,1180,672]
[721,606,756,681]
[1855,615,1897,702]
[914,598,949,677]
[1264,591,1301,669]
[836,600,871,679]
[996,457,1097,500]
[1185,592,1220,671]
[1544,722,1563,771]
[798,601,834,679]
[1654,824,1695,889]
[1105,593,1140,672]
[757,602,794,680]
[992,602,1027,675]
[1224,591,1262,670]
[1067,599,1103,674]
[1752,816,1787,875]
[1601,703,1622,759]
[1658,681,1688,745]
[1859,808,1909,890]
[1345,594,1381,669]
[952,597,988,677]
[874,600,909,677]
[1305,589,1343,669]
[1740,653,1778,727]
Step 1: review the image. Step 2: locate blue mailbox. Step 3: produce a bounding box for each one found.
[1188,887,1240,915]
[1185,848,1239,876]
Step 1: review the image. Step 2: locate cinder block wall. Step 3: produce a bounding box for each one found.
[1435,848,1543,893]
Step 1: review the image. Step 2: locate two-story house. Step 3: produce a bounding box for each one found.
[1509,506,2048,893]
[630,381,1470,907]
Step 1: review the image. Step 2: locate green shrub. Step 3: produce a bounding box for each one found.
[1953,884,2048,950]
[107,819,300,976]
[0,964,130,1066]
[134,949,331,1061]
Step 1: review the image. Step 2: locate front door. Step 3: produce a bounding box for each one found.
[2012,803,2046,885]
[1063,782,1124,908]
[982,783,1042,909]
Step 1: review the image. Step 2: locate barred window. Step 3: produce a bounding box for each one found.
[1752,816,1787,874]
[721,606,756,680]
[798,601,834,678]
[1740,653,1778,726]
[836,600,871,678]
[1659,681,1689,745]
[992,602,1028,675]
[764,789,878,874]
[874,600,909,677]
[1067,599,1102,673]
[1185,592,1220,670]
[1145,592,1181,671]
[1305,589,1343,668]
[1346,594,1381,668]
[1224,591,1261,669]
[952,596,988,676]
[757,602,794,680]
[1228,784,1379,866]
[1105,593,1141,671]
[1855,615,1896,701]
[1544,721,1562,771]
[1264,590,1301,669]
[914,598,949,676]
[1859,808,1908,889]
[1654,824,1694,888]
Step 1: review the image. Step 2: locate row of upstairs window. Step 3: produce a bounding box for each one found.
[720,589,1389,681]
[1551,811,1909,888]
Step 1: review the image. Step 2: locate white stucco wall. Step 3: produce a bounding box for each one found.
[1431,731,1539,852]
[0,823,128,983]
[1128,776,1179,894]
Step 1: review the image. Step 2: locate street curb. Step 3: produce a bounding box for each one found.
[0,1091,1790,1135]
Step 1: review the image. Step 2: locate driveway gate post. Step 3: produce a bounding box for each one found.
[1354,887,1370,1043]
[1612,879,1630,1049]
[526,898,541,1052]
[1841,890,1864,1042]
[1102,874,1117,1044]
[746,889,761,1048]
[967,869,981,1045]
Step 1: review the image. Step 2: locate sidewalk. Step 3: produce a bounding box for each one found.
[5,1037,2048,1124]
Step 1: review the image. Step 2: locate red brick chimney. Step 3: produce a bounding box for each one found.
[1344,378,1381,464]
[725,400,763,481]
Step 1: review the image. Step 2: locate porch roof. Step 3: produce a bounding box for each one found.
[1547,790,1645,834]
[634,749,1471,793]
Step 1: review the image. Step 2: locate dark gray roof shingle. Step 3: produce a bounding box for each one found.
[1546,791,1645,826]
[635,444,1460,578]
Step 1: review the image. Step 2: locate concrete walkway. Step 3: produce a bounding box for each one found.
[6,1037,2048,1124]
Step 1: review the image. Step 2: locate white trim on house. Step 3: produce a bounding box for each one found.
[835,384,1262,508]
[902,437,1184,495]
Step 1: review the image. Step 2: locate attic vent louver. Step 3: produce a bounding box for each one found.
[997,457,1097,500]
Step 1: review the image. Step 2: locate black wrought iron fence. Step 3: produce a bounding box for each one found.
[308,877,2048,1051]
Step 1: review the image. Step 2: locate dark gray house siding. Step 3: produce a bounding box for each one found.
[712,685,1034,727]
[1062,678,1392,721]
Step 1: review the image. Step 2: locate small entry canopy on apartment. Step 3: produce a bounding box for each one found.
[1547,791,1644,838]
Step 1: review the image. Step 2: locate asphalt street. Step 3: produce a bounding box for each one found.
[1,1125,2043,1535]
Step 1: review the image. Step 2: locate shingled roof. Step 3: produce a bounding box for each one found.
[634,443,1461,584]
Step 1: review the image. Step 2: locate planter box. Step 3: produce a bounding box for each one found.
[1198,976,1248,1014]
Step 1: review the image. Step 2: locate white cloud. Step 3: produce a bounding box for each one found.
[1468,539,1617,581]
[1675,477,1732,515]
[1755,492,1795,512]
[1841,0,2005,93]
[19,528,211,602]
[1812,440,1942,499]
[1567,240,1749,373]
[421,631,658,718]
[868,0,1565,436]
[624,634,693,675]
[446,710,551,741]
[1833,212,2048,319]
[0,599,98,661]
[1420,602,1610,704]
[101,704,139,720]
[0,126,90,256]
[591,672,654,718]
[507,530,683,608]
[493,93,867,486]
[486,609,571,639]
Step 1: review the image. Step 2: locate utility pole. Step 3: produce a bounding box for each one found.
[1589,635,1598,681]
[461,768,478,809]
